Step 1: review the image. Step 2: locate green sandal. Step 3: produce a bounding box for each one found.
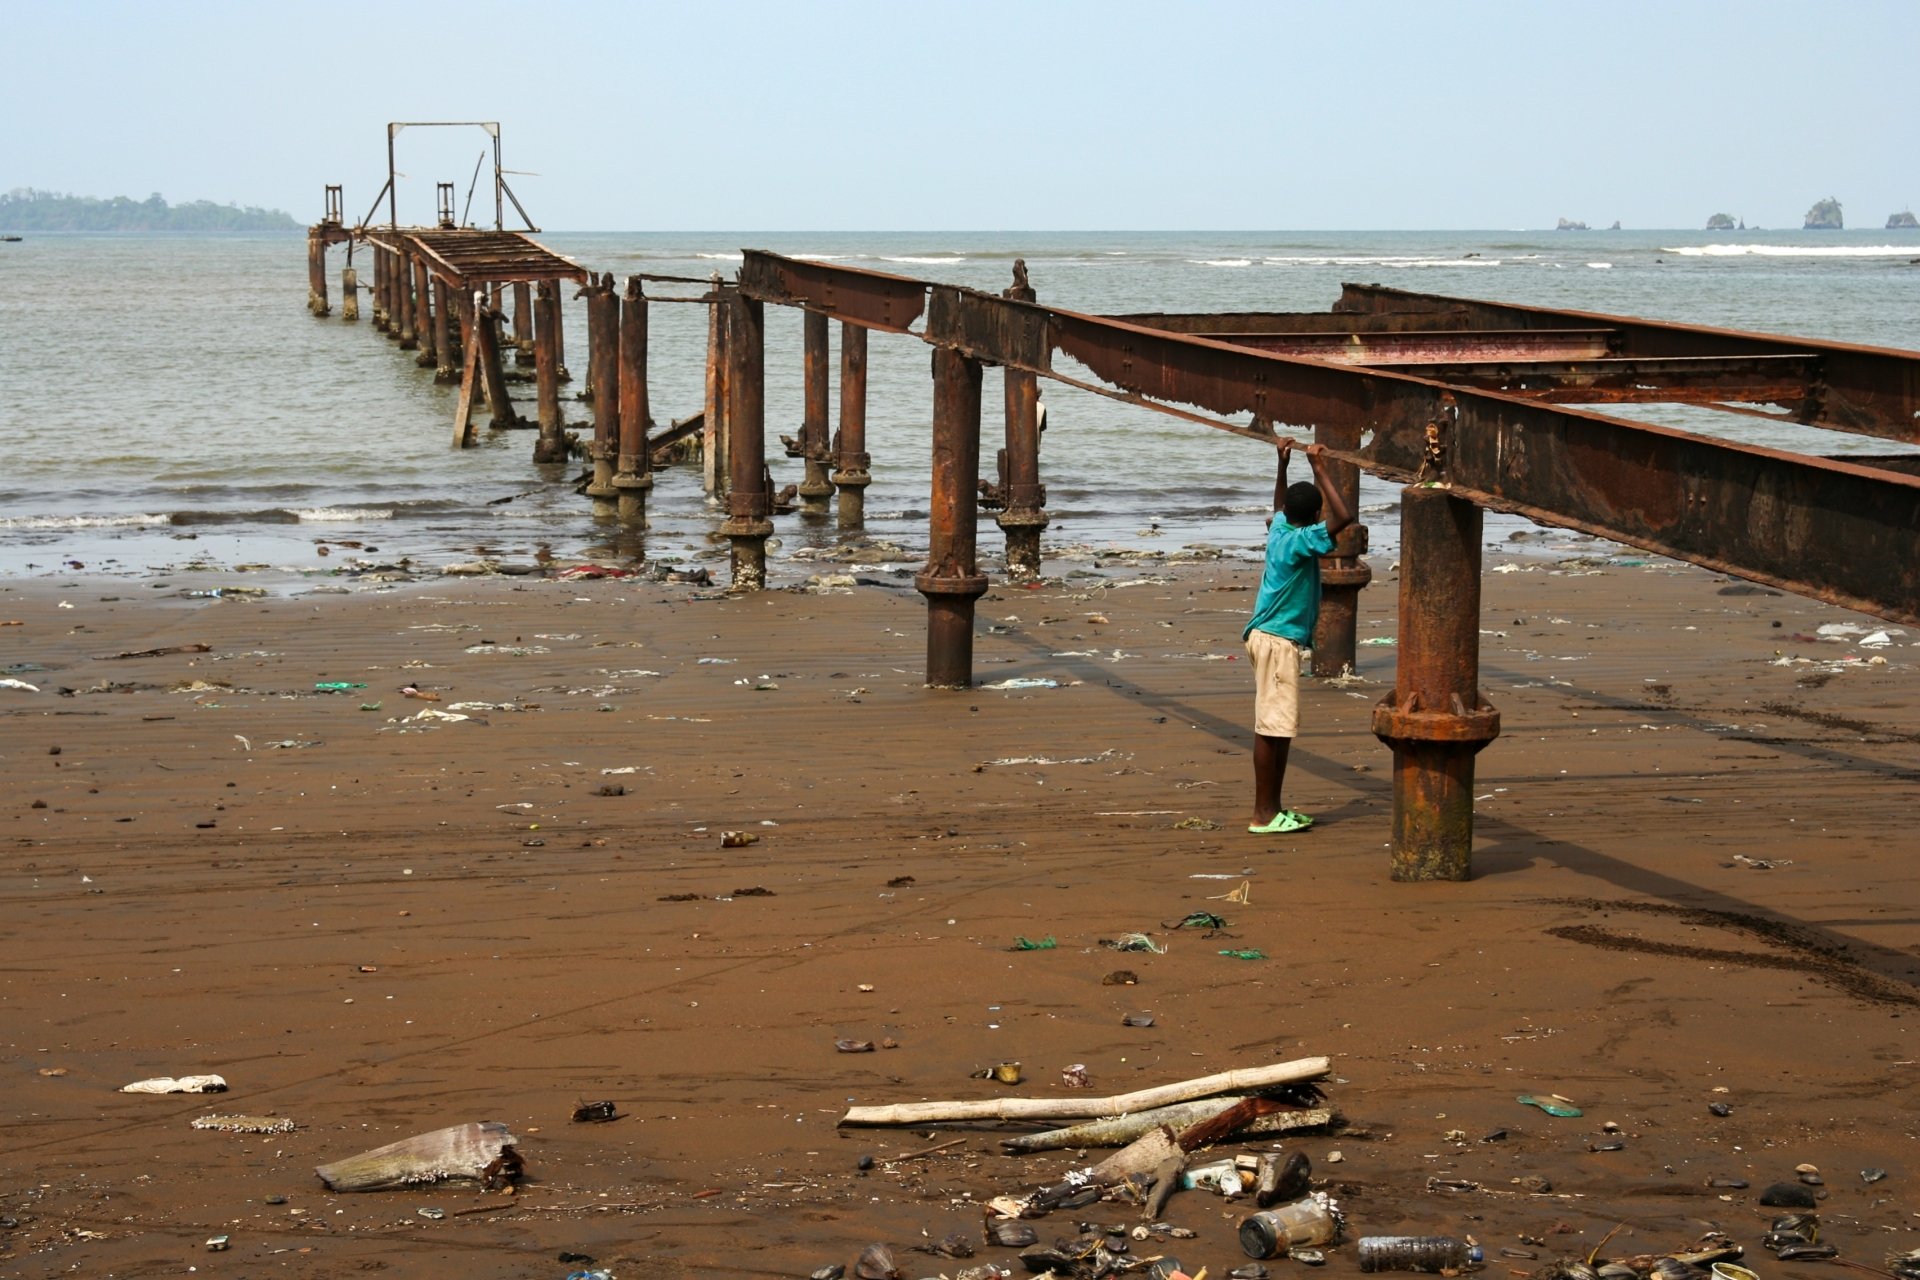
[1248,809,1314,835]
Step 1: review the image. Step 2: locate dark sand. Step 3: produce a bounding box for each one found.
[2,555,1916,1279]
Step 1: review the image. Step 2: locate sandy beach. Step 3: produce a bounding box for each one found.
[2,551,1916,1280]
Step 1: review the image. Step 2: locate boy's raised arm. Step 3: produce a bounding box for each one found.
[1305,444,1354,535]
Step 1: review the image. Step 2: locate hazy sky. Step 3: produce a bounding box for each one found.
[9,0,1917,231]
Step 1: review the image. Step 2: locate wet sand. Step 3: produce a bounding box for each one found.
[2,554,1916,1280]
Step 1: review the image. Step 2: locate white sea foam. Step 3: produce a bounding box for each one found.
[694,251,744,262]
[1193,258,1252,267]
[1586,262,1614,269]
[286,507,396,522]
[1263,255,1500,268]
[789,253,846,261]
[880,256,966,265]
[1660,243,1920,258]
[0,513,172,530]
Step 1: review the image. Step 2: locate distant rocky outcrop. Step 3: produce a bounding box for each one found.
[0,188,299,232]
[1803,197,1843,230]
[1706,212,1737,230]
[1555,217,1588,231]
[1889,209,1919,230]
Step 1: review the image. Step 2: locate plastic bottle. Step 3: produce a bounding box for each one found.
[1357,1236,1484,1273]
[1239,1195,1339,1259]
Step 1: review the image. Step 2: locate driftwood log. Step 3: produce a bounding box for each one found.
[838,1056,1330,1127]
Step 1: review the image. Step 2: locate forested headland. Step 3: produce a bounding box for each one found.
[0,189,300,232]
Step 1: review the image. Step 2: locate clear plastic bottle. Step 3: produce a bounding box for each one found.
[1357,1236,1483,1273]
[1239,1194,1339,1258]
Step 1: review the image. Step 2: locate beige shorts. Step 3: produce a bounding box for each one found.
[1246,630,1303,738]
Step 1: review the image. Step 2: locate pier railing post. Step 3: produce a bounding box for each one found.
[918,345,989,688]
[798,308,834,516]
[996,262,1049,579]
[720,290,772,589]
[1311,420,1371,676]
[833,322,871,529]
[614,276,654,525]
[584,274,620,515]
[533,281,567,463]
[1371,485,1501,881]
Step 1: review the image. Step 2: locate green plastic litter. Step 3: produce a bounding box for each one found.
[1013,935,1057,951]
[359,702,383,711]
[1218,948,1266,960]
[314,682,368,691]
[1516,1093,1583,1117]
[1170,911,1227,930]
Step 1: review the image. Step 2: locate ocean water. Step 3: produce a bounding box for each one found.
[1,228,1915,583]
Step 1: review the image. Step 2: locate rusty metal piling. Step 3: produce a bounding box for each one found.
[584,274,621,515]
[396,251,418,350]
[833,322,871,529]
[703,275,730,498]
[430,280,454,382]
[614,276,654,525]
[997,265,1048,579]
[413,257,436,367]
[917,345,990,688]
[477,299,518,428]
[512,282,535,364]
[1310,421,1371,676]
[532,282,567,462]
[306,231,329,316]
[341,263,359,323]
[721,291,772,589]
[1371,485,1501,880]
[798,309,834,516]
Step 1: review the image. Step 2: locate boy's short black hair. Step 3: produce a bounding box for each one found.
[1283,481,1323,526]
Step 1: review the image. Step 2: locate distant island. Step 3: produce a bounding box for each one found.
[0,188,300,232]
[1803,197,1843,230]
[1890,209,1919,230]
[1706,212,1737,230]
[1555,217,1588,231]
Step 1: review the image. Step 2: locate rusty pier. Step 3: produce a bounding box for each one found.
[303,164,1920,881]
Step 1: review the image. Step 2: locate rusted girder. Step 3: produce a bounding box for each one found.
[1338,283,1920,444]
[1365,353,1818,408]
[738,253,928,334]
[1211,328,1617,364]
[742,254,1920,626]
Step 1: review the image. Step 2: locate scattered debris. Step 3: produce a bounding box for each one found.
[122,1075,228,1094]
[314,1122,522,1192]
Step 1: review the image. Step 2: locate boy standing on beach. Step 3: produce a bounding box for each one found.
[1245,437,1353,835]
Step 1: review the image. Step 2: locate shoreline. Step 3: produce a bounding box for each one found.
[2,559,1915,1278]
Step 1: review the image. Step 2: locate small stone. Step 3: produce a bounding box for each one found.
[1706,1177,1748,1189]
[1758,1182,1818,1209]
[856,1155,874,1171]
[1514,1175,1553,1194]
[1798,1172,1824,1186]
[1326,1150,1343,1163]
[1794,1162,1821,1175]
[1861,1168,1887,1184]
[1708,1102,1732,1117]
[264,1195,288,1205]
[1602,1121,1621,1133]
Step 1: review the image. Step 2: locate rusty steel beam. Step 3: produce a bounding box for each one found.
[738,252,928,334]
[743,253,1920,625]
[1210,328,1617,365]
[1364,353,1818,407]
[1338,283,1920,443]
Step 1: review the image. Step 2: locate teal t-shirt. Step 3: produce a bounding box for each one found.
[1244,519,1335,644]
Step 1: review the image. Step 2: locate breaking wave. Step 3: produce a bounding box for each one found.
[1661,243,1920,258]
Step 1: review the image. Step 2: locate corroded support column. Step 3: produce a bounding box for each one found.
[533,281,567,463]
[307,230,329,315]
[371,251,387,330]
[833,322,870,529]
[478,297,519,428]
[552,281,570,382]
[396,251,418,350]
[614,276,654,525]
[431,279,455,382]
[996,261,1049,579]
[720,291,772,589]
[512,281,535,364]
[413,256,436,367]
[341,263,359,322]
[1371,486,1501,881]
[1310,420,1372,676]
[797,308,834,515]
[917,347,990,689]
[703,275,730,498]
[584,274,620,515]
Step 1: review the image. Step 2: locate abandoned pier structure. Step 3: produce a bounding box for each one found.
[306,185,1920,883]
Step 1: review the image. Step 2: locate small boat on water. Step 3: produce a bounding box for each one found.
[0,234,22,242]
